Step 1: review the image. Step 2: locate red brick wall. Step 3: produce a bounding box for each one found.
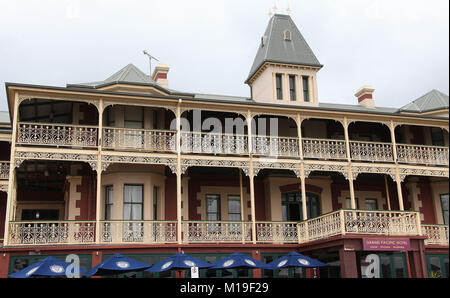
[165,171,177,220]
[416,178,436,224]
[75,175,97,221]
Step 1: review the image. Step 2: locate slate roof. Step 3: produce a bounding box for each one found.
[246,14,322,83]
[398,89,449,113]
[68,63,156,88]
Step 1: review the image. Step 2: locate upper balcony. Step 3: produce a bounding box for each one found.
[15,122,449,167]
[11,100,449,167]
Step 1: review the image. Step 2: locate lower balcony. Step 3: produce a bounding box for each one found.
[6,210,441,246]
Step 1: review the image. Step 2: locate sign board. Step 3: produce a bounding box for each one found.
[363,238,410,251]
[191,266,199,278]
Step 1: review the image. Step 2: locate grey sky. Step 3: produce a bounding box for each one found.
[0,0,448,112]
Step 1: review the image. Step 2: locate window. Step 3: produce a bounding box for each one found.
[153,110,158,129]
[289,75,296,101]
[228,196,241,221]
[426,254,449,278]
[302,76,310,102]
[282,192,321,221]
[441,194,449,225]
[365,199,378,211]
[431,128,445,146]
[106,106,115,127]
[105,186,114,220]
[206,195,221,221]
[276,74,283,100]
[283,30,291,41]
[123,185,143,220]
[124,106,144,128]
[345,198,360,209]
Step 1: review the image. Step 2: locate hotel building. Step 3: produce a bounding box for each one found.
[0,14,448,278]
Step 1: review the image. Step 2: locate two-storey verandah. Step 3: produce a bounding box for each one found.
[1,84,448,278]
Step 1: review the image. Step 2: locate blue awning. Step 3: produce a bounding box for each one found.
[208,252,272,270]
[84,254,151,277]
[268,251,328,269]
[9,256,85,278]
[146,253,212,272]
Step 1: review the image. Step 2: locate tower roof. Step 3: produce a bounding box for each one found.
[246,14,322,83]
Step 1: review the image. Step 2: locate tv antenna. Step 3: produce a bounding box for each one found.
[143,50,159,76]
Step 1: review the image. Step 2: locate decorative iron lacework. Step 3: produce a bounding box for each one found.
[398,167,449,181]
[0,184,8,193]
[253,160,301,177]
[101,155,177,173]
[180,159,250,175]
[351,165,396,181]
[14,151,98,170]
[304,163,348,179]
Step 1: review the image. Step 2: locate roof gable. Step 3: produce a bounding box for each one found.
[246,14,322,83]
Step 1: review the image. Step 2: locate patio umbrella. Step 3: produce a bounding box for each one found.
[9,256,86,278]
[84,253,151,277]
[145,252,212,272]
[268,251,328,270]
[208,252,272,270]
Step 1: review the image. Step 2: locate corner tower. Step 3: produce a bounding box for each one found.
[246,14,322,106]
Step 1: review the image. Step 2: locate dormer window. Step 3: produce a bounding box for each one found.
[283,30,291,41]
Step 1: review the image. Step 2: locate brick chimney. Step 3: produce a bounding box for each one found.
[355,86,375,108]
[152,63,170,89]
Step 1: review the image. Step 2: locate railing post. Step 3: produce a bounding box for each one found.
[176,100,183,245]
[415,212,422,236]
[340,210,346,236]
[95,99,103,244]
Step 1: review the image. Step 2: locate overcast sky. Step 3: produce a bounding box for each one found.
[0,0,448,112]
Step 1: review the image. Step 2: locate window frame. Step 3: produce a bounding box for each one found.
[105,185,114,220]
[441,194,449,225]
[302,76,310,102]
[289,75,296,101]
[206,194,221,221]
[275,73,283,100]
[123,184,144,221]
[227,195,242,221]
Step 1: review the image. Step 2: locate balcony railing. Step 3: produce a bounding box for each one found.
[103,127,176,152]
[302,138,347,160]
[8,221,96,246]
[17,122,98,148]
[422,224,449,246]
[100,220,178,244]
[297,209,422,244]
[350,141,394,163]
[6,210,424,246]
[0,162,9,179]
[180,132,248,155]
[397,144,449,166]
[255,221,299,243]
[252,135,299,157]
[14,123,449,167]
[182,221,252,243]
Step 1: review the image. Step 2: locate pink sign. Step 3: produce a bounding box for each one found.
[363,238,410,251]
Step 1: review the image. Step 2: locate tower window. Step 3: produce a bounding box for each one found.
[276,74,283,100]
[302,76,310,102]
[289,75,296,101]
[283,30,291,41]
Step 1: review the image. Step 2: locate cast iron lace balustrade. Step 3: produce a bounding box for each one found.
[102,127,176,152]
[396,144,449,166]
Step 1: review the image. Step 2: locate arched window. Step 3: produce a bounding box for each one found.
[283,30,292,41]
[281,192,321,221]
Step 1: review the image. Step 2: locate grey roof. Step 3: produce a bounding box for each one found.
[399,89,449,113]
[68,63,158,88]
[0,111,10,124]
[194,93,252,103]
[246,14,322,83]
[319,102,398,114]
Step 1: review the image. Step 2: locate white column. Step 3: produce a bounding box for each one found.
[395,168,405,211]
[95,99,103,244]
[300,163,307,220]
[297,114,304,160]
[176,101,182,244]
[344,117,356,209]
[3,92,20,245]
[247,110,257,244]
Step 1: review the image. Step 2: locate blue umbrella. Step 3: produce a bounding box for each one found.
[146,253,212,272]
[268,251,328,270]
[84,253,151,277]
[209,252,272,270]
[9,256,85,278]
